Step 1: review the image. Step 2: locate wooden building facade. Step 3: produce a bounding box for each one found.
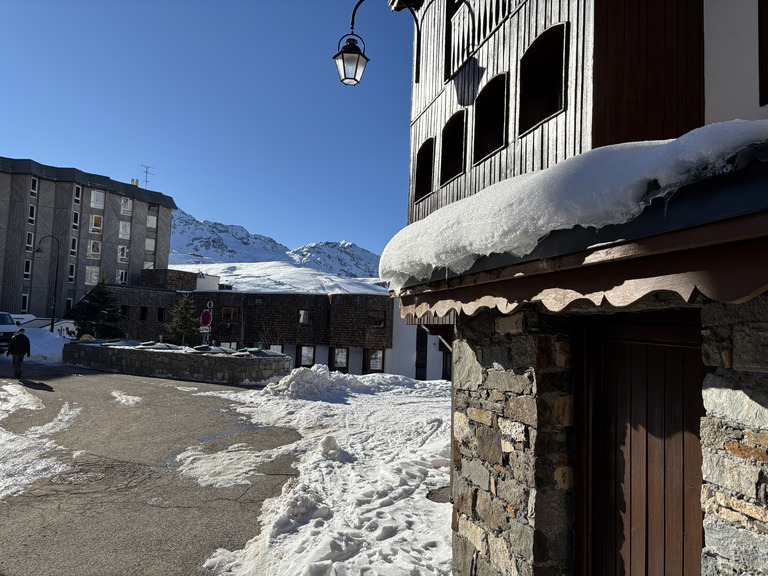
[386,1,768,575]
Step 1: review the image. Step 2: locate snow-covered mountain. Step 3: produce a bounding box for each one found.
[170,210,381,278]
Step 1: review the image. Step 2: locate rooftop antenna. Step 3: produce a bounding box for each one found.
[141,164,155,189]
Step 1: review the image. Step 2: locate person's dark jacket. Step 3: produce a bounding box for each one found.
[7,333,30,356]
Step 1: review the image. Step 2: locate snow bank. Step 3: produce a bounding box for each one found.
[380,119,768,293]
[195,367,453,575]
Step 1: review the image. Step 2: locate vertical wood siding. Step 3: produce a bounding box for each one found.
[592,0,704,147]
[408,0,594,224]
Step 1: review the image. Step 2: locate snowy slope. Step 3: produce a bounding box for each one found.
[170,211,380,278]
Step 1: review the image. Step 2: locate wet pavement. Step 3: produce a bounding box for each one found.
[0,361,300,576]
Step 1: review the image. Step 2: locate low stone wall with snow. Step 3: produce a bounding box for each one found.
[62,343,292,385]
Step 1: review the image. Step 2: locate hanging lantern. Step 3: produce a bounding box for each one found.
[332,35,369,86]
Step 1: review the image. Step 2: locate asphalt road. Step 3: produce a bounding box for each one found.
[0,360,301,576]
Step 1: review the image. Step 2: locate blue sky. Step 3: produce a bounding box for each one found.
[1,1,415,255]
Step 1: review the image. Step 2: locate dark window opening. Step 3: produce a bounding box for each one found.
[440,111,466,185]
[157,308,165,322]
[140,306,148,321]
[760,0,768,106]
[414,138,435,202]
[367,310,386,328]
[519,23,568,135]
[222,307,239,323]
[474,74,508,163]
[120,305,128,318]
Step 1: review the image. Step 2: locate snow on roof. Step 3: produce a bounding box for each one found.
[380,120,768,294]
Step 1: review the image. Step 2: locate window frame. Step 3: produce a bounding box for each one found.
[299,345,315,367]
[68,263,76,282]
[30,177,38,198]
[89,214,103,234]
[90,189,105,209]
[119,221,131,240]
[85,265,100,285]
[117,245,129,263]
[70,237,78,257]
[28,204,36,225]
[23,259,32,280]
[74,185,82,205]
[116,269,127,285]
[26,232,34,252]
[72,211,80,231]
[473,74,509,164]
[20,292,29,313]
[221,307,240,323]
[299,309,310,325]
[440,110,466,186]
[414,138,436,203]
[120,197,133,215]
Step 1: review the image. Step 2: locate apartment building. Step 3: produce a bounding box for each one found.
[0,157,176,320]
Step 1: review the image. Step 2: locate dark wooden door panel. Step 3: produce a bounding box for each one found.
[582,320,705,576]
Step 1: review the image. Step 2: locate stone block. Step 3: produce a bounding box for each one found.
[508,450,536,488]
[715,491,768,523]
[489,533,519,576]
[463,457,491,491]
[504,395,538,428]
[496,477,529,510]
[555,341,571,368]
[507,519,535,560]
[551,395,574,426]
[725,441,768,463]
[485,370,530,394]
[733,326,768,373]
[700,416,742,451]
[458,515,488,555]
[703,375,768,431]
[454,339,482,391]
[477,424,504,466]
[496,313,524,336]
[702,451,762,499]
[453,532,476,576]
[704,516,768,574]
[477,490,509,532]
[468,407,495,427]
[498,418,527,443]
[746,430,768,447]
[554,466,573,490]
[455,476,477,518]
[454,411,475,445]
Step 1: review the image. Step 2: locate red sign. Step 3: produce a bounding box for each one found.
[200,310,212,327]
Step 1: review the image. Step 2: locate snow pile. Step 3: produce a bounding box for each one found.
[111,390,142,406]
[261,364,363,399]
[196,370,453,576]
[26,328,68,363]
[380,120,768,292]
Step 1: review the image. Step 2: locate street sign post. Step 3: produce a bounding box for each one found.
[200,310,212,327]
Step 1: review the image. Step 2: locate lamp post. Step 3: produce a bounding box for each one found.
[333,0,422,86]
[35,235,62,333]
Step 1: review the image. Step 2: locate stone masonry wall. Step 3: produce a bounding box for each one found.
[700,295,768,575]
[63,343,293,385]
[452,307,574,576]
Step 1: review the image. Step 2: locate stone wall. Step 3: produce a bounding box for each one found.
[63,343,293,385]
[452,308,574,576]
[700,296,768,575]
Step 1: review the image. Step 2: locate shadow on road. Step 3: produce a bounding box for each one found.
[18,379,54,392]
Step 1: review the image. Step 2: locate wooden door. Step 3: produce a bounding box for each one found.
[578,316,705,576]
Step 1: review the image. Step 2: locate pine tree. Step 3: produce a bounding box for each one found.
[165,294,200,346]
[72,278,126,339]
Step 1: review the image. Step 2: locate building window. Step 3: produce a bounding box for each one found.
[21,293,29,313]
[222,307,240,322]
[68,264,75,282]
[474,74,508,163]
[333,347,349,370]
[85,266,100,285]
[157,308,165,322]
[519,23,568,135]
[145,238,156,253]
[72,211,80,230]
[368,349,384,372]
[28,204,36,225]
[367,310,386,327]
[269,344,283,353]
[23,259,32,280]
[120,197,133,215]
[70,237,78,257]
[117,245,129,263]
[146,214,157,229]
[66,298,73,311]
[89,215,103,234]
[119,221,131,239]
[414,138,435,203]
[143,261,155,269]
[220,341,238,350]
[120,305,129,317]
[440,111,466,185]
[26,232,34,252]
[299,309,310,325]
[140,306,148,321]
[116,269,127,285]
[74,185,81,205]
[30,177,38,198]
[87,240,101,259]
[90,189,105,209]
[300,345,315,367]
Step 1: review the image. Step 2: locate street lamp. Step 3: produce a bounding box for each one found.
[333,0,422,86]
[35,235,62,333]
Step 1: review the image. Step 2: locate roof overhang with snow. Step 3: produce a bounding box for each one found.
[385,125,768,321]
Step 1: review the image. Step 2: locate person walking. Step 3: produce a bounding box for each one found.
[6,328,31,379]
